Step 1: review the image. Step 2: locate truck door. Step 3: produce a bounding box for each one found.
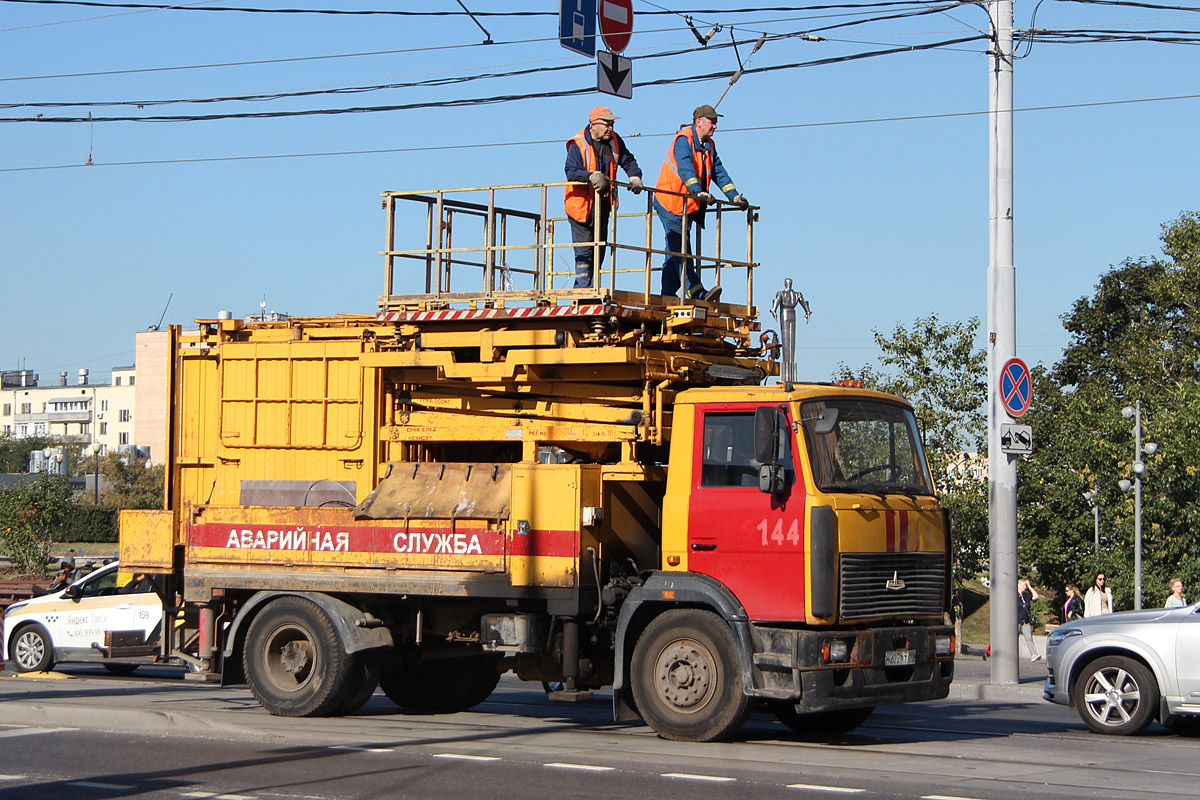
[686,405,807,621]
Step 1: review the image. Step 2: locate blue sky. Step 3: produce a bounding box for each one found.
[3,0,1198,386]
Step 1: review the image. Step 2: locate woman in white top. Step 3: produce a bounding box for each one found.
[1165,577,1187,608]
[1084,571,1114,616]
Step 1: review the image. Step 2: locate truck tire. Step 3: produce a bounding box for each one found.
[333,652,383,716]
[243,596,353,717]
[379,655,502,713]
[1073,654,1159,735]
[630,608,752,742]
[9,624,54,672]
[771,703,874,735]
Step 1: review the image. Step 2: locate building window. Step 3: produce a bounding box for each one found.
[115,377,122,386]
[100,422,107,435]
[119,409,131,422]
[80,423,90,436]
[20,403,31,414]
[2,404,9,415]
[101,399,109,411]
[130,376,135,385]
[119,432,129,445]
[2,426,9,435]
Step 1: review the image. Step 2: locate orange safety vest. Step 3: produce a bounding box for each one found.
[564,130,621,223]
[655,126,713,217]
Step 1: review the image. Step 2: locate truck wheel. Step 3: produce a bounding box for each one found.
[630,609,751,742]
[333,652,383,715]
[9,624,54,672]
[379,655,502,712]
[772,703,874,735]
[1073,655,1159,735]
[243,596,352,717]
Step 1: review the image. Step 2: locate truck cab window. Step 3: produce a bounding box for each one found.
[701,411,793,488]
[800,398,933,495]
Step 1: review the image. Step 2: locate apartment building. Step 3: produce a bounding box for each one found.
[1,329,169,464]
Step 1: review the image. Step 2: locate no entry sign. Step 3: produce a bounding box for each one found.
[599,0,633,53]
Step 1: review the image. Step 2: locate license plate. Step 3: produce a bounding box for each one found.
[885,648,916,666]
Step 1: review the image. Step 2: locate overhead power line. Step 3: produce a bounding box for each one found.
[0,34,987,123]
[5,90,1200,173]
[0,0,977,15]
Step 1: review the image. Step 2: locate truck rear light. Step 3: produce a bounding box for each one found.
[821,638,851,663]
[934,633,954,657]
[666,556,681,566]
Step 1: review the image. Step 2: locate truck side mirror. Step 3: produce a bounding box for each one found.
[754,406,779,466]
[758,464,785,495]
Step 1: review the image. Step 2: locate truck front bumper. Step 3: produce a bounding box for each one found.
[749,623,955,713]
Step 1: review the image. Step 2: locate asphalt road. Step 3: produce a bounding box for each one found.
[1,662,1197,800]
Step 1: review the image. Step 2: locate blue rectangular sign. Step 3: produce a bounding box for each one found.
[559,0,596,58]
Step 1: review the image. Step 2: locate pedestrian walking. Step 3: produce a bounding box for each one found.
[1084,571,1114,617]
[1017,578,1042,661]
[1165,577,1188,608]
[1063,583,1084,623]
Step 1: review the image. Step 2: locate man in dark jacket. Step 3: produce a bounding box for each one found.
[563,106,643,289]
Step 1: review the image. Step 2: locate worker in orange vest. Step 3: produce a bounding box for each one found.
[653,104,748,301]
[564,106,644,289]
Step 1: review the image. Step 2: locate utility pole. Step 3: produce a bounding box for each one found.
[987,0,1019,685]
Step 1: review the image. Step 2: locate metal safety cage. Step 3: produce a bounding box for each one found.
[379,182,759,318]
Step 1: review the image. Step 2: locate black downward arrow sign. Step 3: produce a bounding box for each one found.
[600,53,629,94]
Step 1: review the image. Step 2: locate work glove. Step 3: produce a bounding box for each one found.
[695,191,715,203]
[733,194,749,210]
[628,176,644,194]
[588,171,610,192]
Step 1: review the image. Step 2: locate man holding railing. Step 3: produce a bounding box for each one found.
[653,104,749,301]
[564,105,644,289]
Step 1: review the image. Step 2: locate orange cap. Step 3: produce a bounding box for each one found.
[589,106,619,123]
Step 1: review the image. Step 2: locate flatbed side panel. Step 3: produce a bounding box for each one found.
[119,509,175,570]
[185,506,505,573]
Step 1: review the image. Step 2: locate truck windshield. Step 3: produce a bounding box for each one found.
[799,398,934,496]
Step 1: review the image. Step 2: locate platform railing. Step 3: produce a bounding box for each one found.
[380,182,759,312]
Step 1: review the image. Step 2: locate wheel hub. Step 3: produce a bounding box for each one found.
[656,640,714,709]
[279,640,312,676]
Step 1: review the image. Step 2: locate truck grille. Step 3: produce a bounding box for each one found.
[839,552,945,620]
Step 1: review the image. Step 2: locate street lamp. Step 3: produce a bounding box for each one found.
[1119,401,1158,610]
[1083,489,1099,555]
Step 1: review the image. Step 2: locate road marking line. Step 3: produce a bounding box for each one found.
[0,775,28,781]
[69,781,132,790]
[661,772,736,782]
[180,793,255,800]
[434,753,501,762]
[786,785,865,793]
[0,726,78,738]
[923,796,993,800]
[545,763,615,772]
[330,745,393,753]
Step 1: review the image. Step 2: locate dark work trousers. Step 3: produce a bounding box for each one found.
[569,201,611,289]
[659,218,703,298]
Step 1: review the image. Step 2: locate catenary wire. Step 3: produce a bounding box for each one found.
[4,90,1199,172]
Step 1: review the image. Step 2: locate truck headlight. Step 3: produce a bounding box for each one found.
[821,638,852,663]
[934,633,954,656]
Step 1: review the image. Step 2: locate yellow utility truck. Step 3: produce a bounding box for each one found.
[118,184,953,741]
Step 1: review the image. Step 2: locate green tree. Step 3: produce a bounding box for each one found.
[837,314,989,601]
[96,451,165,510]
[0,434,55,473]
[0,474,73,573]
[1020,213,1200,609]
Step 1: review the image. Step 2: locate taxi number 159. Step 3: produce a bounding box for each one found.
[759,519,800,547]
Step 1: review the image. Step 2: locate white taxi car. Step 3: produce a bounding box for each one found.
[3,561,163,674]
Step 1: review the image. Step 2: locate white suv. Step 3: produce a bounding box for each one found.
[3,561,164,674]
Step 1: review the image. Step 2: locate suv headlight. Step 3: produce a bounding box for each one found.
[1047,628,1082,648]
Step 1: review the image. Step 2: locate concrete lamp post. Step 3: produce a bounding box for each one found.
[86,442,102,505]
[1082,489,1099,555]
[1118,401,1158,610]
